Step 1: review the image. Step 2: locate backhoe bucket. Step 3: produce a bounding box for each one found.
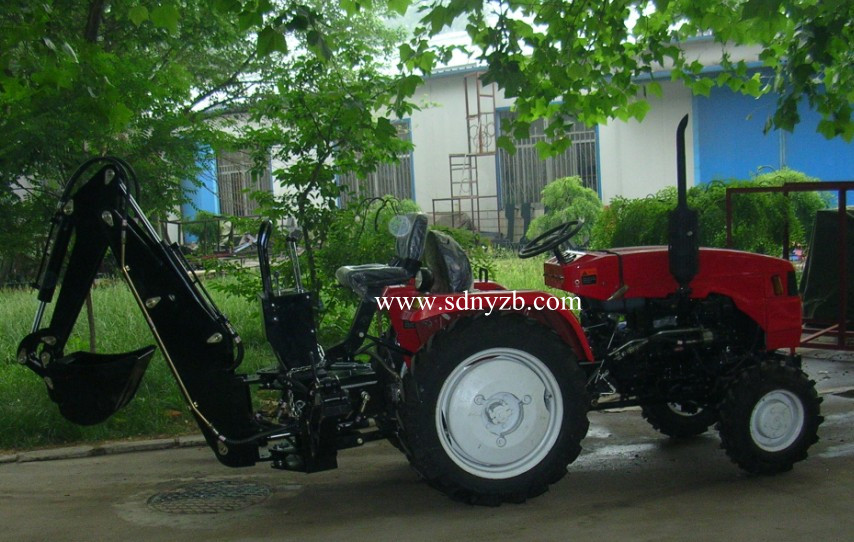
[42,346,155,425]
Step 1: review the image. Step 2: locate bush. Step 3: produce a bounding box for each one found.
[590,168,828,254]
[317,197,420,289]
[314,197,421,343]
[527,176,603,245]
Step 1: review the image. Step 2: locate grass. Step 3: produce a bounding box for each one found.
[0,255,561,451]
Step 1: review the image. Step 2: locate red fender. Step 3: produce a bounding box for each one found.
[380,285,594,363]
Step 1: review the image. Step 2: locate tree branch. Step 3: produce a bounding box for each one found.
[84,0,107,43]
[184,52,258,114]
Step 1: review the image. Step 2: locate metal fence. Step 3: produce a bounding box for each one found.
[216,151,271,217]
[496,112,598,205]
[338,153,413,206]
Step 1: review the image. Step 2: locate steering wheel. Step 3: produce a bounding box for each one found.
[518,219,585,259]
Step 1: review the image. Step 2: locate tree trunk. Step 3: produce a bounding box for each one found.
[84,0,107,43]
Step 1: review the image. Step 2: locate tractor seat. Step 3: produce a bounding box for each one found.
[335,213,428,300]
[335,264,412,300]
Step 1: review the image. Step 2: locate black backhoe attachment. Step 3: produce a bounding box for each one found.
[17,158,409,473]
[18,159,264,467]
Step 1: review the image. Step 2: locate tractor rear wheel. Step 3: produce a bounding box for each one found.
[641,402,717,438]
[717,360,822,474]
[403,315,589,505]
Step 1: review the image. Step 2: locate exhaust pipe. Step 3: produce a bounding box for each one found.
[668,114,698,293]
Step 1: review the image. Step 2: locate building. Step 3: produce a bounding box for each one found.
[182,37,853,243]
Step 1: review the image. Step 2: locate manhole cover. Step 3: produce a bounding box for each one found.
[147,480,271,514]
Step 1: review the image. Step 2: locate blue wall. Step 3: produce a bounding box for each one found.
[181,153,220,219]
[694,85,854,183]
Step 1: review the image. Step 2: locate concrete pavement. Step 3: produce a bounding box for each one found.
[1,356,852,542]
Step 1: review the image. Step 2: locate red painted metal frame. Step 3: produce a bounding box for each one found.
[725,181,854,350]
[544,247,802,351]
[382,282,595,364]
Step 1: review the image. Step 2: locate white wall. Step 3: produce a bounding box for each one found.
[598,81,695,202]
[409,74,471,205]
[405,39,762,208]
[408,71,697,210]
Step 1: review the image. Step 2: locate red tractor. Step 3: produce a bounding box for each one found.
[18,116,821,505]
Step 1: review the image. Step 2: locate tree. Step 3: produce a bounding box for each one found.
[0,1,275,281]
[1,2,269,209]
[401,0,852,153]
[235,3,415,291]
[527,176,602,244]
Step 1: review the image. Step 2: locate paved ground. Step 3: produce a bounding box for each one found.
[1,356,852,542]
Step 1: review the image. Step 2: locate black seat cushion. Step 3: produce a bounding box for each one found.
[335,264,411,301]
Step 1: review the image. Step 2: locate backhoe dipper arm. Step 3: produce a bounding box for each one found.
[18,160,262,467]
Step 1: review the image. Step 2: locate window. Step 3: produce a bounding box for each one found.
[338,120,413,206]
[496,112,598,205]
[216,150,272,217]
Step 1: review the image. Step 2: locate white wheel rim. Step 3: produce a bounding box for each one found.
[749,390,805,452]
[435,348,563,480]
[667,403,704,417]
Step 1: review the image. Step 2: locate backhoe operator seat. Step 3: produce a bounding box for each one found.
[335,213,428,301]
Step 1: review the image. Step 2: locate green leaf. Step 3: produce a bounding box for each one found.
[398,43,414,63]
[374,117,396,140]
[213,0,241,13]
[627,99,651,121]
[496,135,516,155]
[693,77,714,97]
[388,0,410,16]
[238,9,264,31]
[742,0,781,20]
[816,119,835,139]
[128,5,149,26]
[417,50,436,73]
[306,30,332,61]
[340,0,360,16]
[286,13,310,31]
[647,81,662,98]
[108,102,133,130]
[534,140,554,158]
[397,74,422,97]
[743,73,763,97]
[512,120,531,140]
[423,5,450,35]
[151,4,180,34]
[257,26,287,56]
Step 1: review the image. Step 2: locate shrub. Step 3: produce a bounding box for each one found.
[527,176,603,245]
[590,168,828,254]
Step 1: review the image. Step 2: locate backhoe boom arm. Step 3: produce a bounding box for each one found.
[18,160,261,466]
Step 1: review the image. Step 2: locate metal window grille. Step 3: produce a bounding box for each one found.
[216,151,271,217]
[338,122,413,206]
[497,112,598,205]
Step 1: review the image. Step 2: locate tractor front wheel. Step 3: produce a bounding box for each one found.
[403,315,589,505]
[717,360,822,474]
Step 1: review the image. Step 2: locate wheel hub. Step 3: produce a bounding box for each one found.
[436,348,563,479]
[477,392,532,436]
[749,389,805,452]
